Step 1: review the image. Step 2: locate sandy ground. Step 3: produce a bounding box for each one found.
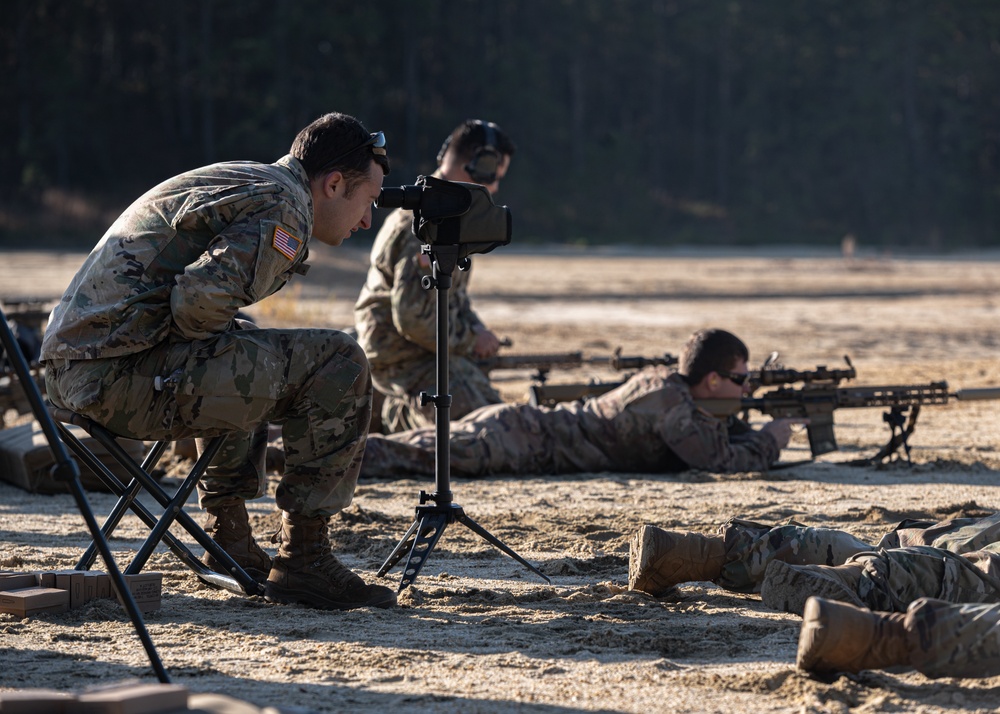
[3,243,1000,713]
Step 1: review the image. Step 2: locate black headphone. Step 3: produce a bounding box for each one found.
[437,121,501,184]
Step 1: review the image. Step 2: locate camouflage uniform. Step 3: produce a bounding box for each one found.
[902,597,1000,678]
[713,513,1000,607]
[361,366,780,478]
[353,206,501,433]
[41,156,370,518]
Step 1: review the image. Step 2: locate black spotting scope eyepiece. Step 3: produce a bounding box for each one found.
[375,184,425,211]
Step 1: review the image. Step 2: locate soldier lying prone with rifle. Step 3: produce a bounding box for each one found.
[361,328,803,478]
[696,367,1000,465]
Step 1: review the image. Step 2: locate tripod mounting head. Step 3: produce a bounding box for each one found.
[376,175,512,260]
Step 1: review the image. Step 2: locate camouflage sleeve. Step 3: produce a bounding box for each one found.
[452,275,485,337]
[170,203,301,341]
[389,235,480,355]
[659,402,780,472]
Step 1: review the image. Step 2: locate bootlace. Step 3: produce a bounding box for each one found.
[311,552,365,589]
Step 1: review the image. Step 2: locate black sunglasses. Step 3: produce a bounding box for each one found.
[717,370,749,386]
[320,131,386,173]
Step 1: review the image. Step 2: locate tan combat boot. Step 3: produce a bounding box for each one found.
[264,513,397,610]
[202,502,273,582]
[797,596,910,673]
[628,525,726,596]
[759,560,866,615]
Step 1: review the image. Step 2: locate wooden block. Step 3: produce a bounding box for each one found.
[116,573,163,613]
[96,573,112,600]
[38,571,57,587]
[53,570,86,609]
[0,421,147,494]
[0,587,70,617]
[0,573,38,590]
[0,688,76,713]
[75,682,188,714]
[82,571,108,603]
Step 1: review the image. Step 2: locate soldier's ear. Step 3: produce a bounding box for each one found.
[309,170,343,201]
[324,170,344,196]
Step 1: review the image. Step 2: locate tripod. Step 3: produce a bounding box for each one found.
[0,306,170,683]
[377,244,551,591]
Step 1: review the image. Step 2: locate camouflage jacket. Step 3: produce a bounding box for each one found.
[548,366,781,473]
[366,365,783,477]
[41,155,313,361]
[353,206,485,370]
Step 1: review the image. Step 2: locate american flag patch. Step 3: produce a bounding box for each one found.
[272,225,301,260]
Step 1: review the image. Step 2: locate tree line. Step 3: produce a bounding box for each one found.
[3,0,998,249]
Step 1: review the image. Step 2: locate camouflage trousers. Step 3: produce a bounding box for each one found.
[842,513,1000,612]
[45,328,370,518]
[717,518,873,593]
[373,355,501,433]
[362,401,601,479]
[903,597,1000,678]
[717,515,1000,609]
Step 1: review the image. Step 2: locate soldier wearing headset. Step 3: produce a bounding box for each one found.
[354,120,516,433]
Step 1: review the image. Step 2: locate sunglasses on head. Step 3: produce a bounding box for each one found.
[717,369,749,386]
[320,131,386,173]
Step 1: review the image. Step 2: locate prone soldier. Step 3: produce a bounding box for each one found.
[361,329,802,478]
[629,510,1000,676]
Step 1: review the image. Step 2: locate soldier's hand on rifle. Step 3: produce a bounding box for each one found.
[762,418,809,449]
[472,325,501,359]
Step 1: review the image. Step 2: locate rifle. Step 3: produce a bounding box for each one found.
[527,355,856,409]
[697,381,1000,462]
[479,345,676,385]
[501,348,679,407]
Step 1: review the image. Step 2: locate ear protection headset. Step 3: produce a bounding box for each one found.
[437,120,502,184]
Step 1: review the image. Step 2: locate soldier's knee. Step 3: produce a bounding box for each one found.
[334,330,369,373]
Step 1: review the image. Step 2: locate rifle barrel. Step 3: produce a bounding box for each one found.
[954,387,1000,401]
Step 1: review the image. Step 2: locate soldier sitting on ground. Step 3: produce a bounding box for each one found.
[354,119,515,433]
[361,328,801,478]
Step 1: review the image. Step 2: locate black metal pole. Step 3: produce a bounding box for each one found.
[0,307,170,683]
[432,260,453,507]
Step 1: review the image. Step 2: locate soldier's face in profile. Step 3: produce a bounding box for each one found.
[716,359,751,398]
[312,160,384,246]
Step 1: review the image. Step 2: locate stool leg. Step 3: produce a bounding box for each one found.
[59,422,263,596]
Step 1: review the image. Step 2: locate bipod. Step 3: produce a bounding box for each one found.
[0,305,170,683]
[849,405,920,467]
[378,243,550,591]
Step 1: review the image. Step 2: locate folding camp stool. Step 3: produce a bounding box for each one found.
[48,407,265,596]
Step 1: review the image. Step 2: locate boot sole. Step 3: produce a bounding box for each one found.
[202,557,272,586]
[264,582,397,610]
[797,596,837,672]
[629,525,660,592]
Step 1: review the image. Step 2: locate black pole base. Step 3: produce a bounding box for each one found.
[378,501,551,592]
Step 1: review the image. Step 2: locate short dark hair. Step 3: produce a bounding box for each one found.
[680,329,749,385]
[290,112,390,186]
[436,119,516,165]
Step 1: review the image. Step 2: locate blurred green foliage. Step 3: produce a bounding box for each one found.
[2,0,998,248]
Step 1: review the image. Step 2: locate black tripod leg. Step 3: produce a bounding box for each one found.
[455,511,551,584]
[377,518,421,577]
[397,511,451,591]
